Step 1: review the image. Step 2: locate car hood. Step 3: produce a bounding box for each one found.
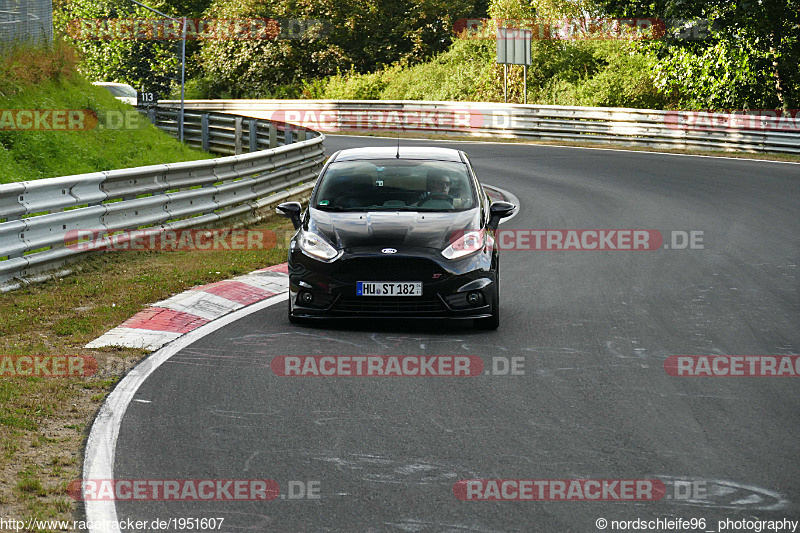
[307,208,481,251]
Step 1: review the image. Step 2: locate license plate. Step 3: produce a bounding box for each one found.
[357,282,422,296]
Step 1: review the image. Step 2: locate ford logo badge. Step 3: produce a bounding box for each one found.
[381,248,397,254]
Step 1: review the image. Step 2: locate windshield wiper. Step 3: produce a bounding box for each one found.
[314,204,345,211]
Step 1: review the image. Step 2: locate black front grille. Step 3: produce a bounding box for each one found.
[333,296,445,315]
[333,257,445,282]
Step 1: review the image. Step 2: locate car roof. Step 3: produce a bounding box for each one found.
[331,147,464,162]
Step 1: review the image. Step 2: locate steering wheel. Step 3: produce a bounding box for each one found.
[429,192,454,201]
[418,192,454,205]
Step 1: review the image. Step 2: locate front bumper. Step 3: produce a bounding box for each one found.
[287,247,497,320]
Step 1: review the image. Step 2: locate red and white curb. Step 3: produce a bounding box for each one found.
[85,264,290,351]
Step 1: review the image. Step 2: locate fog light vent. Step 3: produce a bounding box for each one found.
[300,291,314,304]
[467,291,483,306]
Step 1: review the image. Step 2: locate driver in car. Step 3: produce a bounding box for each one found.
[417,169,471,208]
[417,169,453,206]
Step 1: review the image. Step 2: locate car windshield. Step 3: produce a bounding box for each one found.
[313,159,477,211]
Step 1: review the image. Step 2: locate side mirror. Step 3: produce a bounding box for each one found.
[487,201,516,230]
[276,201,303,230]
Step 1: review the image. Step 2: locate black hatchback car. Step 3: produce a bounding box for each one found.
[277,146,515,329]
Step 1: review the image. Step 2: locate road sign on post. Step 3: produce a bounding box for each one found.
[137,89,158,107]
[496,27,532,65]
[496,27,532,104]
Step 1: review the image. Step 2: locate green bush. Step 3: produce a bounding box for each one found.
[653,39,777,109]
[313,39,497,102]
[314,67,397,100]
[380,40,496,101]
[311,35,668,109]
[573,42,665,108]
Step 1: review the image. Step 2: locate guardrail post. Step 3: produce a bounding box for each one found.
[147,107,156,125]
[269,123,277,148]
[201,114,210,152]
[249,119,257,152]
[285,128,293,145]
[298,129,306,142]
[234,117,243,154]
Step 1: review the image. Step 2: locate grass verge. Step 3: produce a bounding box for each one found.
[0,40,212,184]
[0,215,292,531]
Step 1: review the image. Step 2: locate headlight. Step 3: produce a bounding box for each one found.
[442,230,485,260]
[298,231,341,262]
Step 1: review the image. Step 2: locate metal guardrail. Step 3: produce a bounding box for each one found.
[0,110,325,291]
[165,99,800,154]
[147,108,311,154]
[2,98,793,290]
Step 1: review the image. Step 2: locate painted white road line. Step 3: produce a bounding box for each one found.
[83,291,289,533]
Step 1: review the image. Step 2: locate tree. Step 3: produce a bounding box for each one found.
[53,0,201,96]
[597,0,800,108]
[713,0,799,108]
[197,0,485,98]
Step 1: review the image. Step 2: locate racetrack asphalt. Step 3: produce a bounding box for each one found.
[101,136,799,531]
